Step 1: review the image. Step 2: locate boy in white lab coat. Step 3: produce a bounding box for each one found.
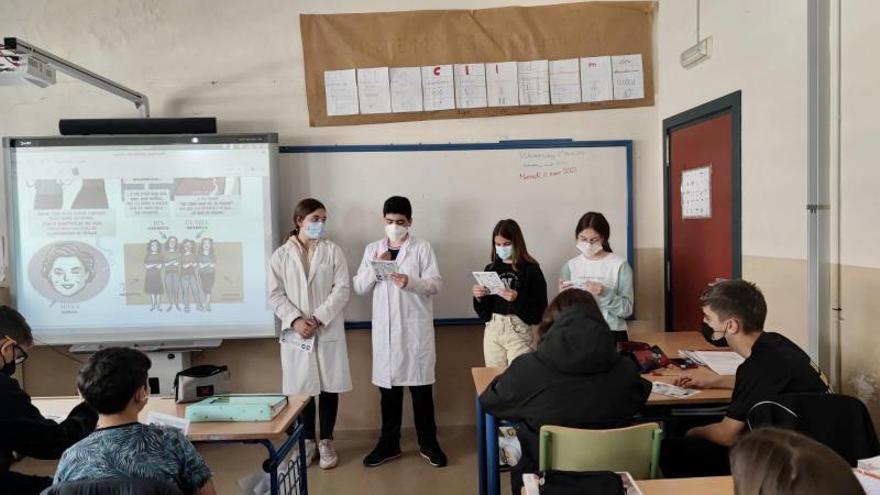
[353,196,447,468]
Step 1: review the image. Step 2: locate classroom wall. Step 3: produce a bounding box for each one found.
[656,0,811,347]
[0,0,663,432]
[837,0,880,428]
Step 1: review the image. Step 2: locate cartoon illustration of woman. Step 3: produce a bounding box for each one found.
[198,238,216,312]
[143,240,164,311]
[178,239,201,313]
[40,243,96,298]
[162,236,181,312]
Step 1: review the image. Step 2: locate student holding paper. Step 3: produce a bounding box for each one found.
[660,279,829,478]
[560,212,633,341]
[353,196,447,468]
[472,219,547,367]
[268,198,352,469]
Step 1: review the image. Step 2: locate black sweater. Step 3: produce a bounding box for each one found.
[0,372,97,474]
[473,261,548,325]
[480,307,651,476]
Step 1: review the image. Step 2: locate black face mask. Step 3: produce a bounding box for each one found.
[701,322,729,347]
[0,355,15,376]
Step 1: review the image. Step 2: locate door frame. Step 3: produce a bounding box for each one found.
[662,91,743,331]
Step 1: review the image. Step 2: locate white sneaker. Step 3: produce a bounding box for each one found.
[296,439,317,467]
[318,439,338,469]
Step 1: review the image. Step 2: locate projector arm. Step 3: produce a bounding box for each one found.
[3,37,150,117]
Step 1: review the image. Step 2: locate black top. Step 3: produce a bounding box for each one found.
[0,372,98,474]
[480,307,651,477]
[473,261,548,325]
[388,248,400,261]
[726,332,829,421]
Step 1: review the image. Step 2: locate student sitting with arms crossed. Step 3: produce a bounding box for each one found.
[0,306,98,495]
[660,279,829,478]
[480,289,651,495]
[53,348,216,495]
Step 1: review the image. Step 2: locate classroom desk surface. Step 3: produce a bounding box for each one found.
[33,394,310,442]
[520,476,734,495]
[473,331,734,406]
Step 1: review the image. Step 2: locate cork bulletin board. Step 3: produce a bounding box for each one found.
[300,1,655,127]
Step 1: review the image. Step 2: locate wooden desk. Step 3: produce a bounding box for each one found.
[33,395,311,495]
[34,395,309,442]
[474,331,735,495]
[636,476,734,495]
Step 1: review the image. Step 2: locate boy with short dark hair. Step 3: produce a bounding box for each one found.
[53,348,216,495]
[0,305,97,495]
[660,279,829,478]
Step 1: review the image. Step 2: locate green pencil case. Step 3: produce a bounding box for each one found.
[185,394,288,422]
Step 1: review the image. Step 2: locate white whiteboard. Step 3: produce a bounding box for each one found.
[280,141,632,324]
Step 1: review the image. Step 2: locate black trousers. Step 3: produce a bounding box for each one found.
[612,331,629,343]
[659,437,731,478]
[379,385,438,445]
[302,392,339,441]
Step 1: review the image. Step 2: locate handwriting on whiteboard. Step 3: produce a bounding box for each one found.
[518,149,586,181]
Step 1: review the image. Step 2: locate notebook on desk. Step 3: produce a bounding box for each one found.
[185,394,288,422]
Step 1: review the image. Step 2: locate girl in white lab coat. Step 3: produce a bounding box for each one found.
[559,211,634,342]
[268,198,351,470]
[352,196,447,469]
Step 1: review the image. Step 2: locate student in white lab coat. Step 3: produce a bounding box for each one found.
[559,211,634,342]
[268,198,352,470]
[353,196,448,468]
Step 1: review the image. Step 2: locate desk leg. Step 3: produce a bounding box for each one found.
[476,394,487,495]
[485,412,500,495]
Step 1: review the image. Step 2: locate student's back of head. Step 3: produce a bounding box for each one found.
[0,305,33,347]
[77,347,151,414]
[534,288,604,346]
[730,428,865,495]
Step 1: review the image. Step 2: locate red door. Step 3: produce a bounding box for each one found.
[665,93,741,332]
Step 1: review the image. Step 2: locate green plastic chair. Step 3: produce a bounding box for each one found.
[538,423,664,479]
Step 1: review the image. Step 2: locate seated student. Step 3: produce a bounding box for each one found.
[54,348,216,495]
[480,289,651,495]
[0,306,98,495]
[660,279,829,478]
[730,427,866,495]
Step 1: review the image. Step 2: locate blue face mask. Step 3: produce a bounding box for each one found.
[303,222,324,239]
[495,245,513,261]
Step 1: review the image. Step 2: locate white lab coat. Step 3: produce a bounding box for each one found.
[268,237,352,396]
[352,235,442,388]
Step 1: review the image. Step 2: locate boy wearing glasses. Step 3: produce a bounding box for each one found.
[0,305,98,495]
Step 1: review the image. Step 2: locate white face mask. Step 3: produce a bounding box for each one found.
[577,241,603,257]
[385,224,409,243]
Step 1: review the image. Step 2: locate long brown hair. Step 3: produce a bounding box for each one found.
[575,211,612,253]
[730,428,866,495]
[287,198,326,242]
[533,289,603,346]
[490,219,537,270]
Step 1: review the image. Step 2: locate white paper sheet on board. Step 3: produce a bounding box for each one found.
[453,63,488,109]
[357,67,392,114]
[485,62,519,107]
[681,165,712,219]
[421,65,455,111]
[612,54,645,100]
[324,69,359,116]
[389,67,423,113]
[580,55,613,102]
[549,58,581,104]
[517,60,550,105]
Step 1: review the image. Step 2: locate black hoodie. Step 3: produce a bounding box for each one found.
[480,306,652,479]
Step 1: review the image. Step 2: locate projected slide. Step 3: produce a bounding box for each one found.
[7,137,278,344]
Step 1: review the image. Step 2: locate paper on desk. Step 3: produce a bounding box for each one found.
[517,60,550,105]
[390,67,423,113]
[357,67,392,114]
[856,470,880,495]
[486,62,519,107]
[618,472,645,495]
[421,65,455,111]
[612,54,645,100]
[549,58,581,104]
[454,63,488,109]
[146,411,190,434]
[580,55,613,102]
[370,259,399,282]
[652,381,701,399]
[692,351,744,376]
[324,69,359,116]
[473,271,506,295]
